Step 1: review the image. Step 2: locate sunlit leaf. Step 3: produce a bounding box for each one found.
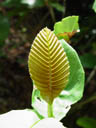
[32,39,85,120]
[60,39,85,104]
[54,16,79,41]
[28,27,70,104]
[54,16,79,34]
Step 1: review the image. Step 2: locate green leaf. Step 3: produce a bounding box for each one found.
[54,16,79,35]
[80,53,96,68]
[60,39,85,104]
[0,14,10,42]
[77,117,96,128]
[32,39,85,120]
[0,109,40,128]
[49,2,65,12]
[92,0,96,13]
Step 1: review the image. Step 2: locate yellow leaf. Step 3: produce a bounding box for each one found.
[28,27,70,104]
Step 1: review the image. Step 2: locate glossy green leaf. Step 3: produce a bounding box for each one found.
[92,0,96,13]
[54,16,79,34]
[32,39,85,120]
[77,117,96,128]
[80,53,96,68]
[28,27,70,104]
[0,109,40,128]
[0,14,10,42]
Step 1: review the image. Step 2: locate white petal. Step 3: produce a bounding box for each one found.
[0,109,40,128]
[32,118,67,128]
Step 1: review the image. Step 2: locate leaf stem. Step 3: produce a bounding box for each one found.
[48,103,54,117]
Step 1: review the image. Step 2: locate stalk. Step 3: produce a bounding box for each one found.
[48,103,54,117]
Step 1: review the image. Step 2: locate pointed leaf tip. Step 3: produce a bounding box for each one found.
[28,27,70,104]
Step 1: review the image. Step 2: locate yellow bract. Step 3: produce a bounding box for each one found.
[28,27,70,104]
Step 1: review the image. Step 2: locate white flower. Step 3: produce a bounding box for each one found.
[32,118,66,128]
[0,109,39,128]
[0,109,67,128]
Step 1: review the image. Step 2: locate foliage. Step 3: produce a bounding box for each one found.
[0,0,66,47]
[92,0,96,12]
[54,16,79,41]
[0,14,10,42]
[1,0,64,10]
[31,16,84,120]
[32,39,84,120]
[0,15,85,128]
[28,27,70,105]
[2,0,96,126]
[77,117,96,128]
[54,16,79,34]
[0,0,96,127]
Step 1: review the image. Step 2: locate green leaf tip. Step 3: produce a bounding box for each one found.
[53,16,79,41]
[54,16,79,34]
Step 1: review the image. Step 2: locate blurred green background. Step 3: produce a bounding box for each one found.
[0,0,96,128]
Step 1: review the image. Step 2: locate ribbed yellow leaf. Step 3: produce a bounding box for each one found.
[28,27,70,104]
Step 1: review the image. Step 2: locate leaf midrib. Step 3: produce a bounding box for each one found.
[46,30,52,94]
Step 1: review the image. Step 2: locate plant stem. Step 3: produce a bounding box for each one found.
[48,6,56,23]
[48,103,54,117]
[45,0,56,23]
[62,0,66,18]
